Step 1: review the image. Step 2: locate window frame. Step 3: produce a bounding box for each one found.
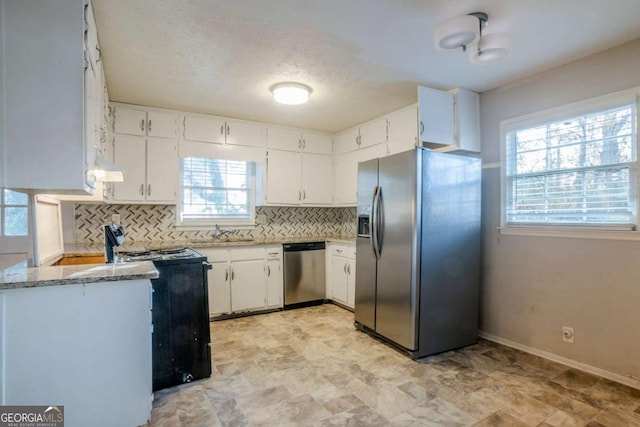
[500,88,640,240]
[1,188,30,237]
[176,157,257,229]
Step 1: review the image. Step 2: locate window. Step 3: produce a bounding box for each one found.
[178,157,255,226]
[503,93,637,229]
[1,189,29,236]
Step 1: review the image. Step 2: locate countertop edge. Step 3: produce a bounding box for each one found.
[0,262,159,291]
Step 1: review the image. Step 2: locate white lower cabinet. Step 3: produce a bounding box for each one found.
[200,246,283,317]
[327,242,356,308]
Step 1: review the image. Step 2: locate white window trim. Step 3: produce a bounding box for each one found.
[499,87,640,240]
[176,159,257,229]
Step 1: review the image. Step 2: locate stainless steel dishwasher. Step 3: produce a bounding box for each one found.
[283,242,326,309]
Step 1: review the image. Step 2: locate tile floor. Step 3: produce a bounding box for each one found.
[147,304,640,426]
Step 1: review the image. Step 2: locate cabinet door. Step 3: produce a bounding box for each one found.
[266,150,302,205]
[335,128,360,155]
[357,142,388,163]
[183,115,226,144]
[387,107,418,155]
[301,153,332,205]
[113,106,146,136]
[147,111,178,139]
[230,259,266,312]
[267,127,301,152]
[418,86,454,146]
[453,88,481,152]
[208,260,231,316]
[347,259,356,308]
[226,120,266,148]
[334,150,359,205]
[112,135,146,202]
[358,118,387,148]
[330,256,348,304]
[266,259,283,308]
[301,132,332,155]
[146,138,177,203]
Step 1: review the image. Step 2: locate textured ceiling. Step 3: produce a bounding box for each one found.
[92,0,640,133]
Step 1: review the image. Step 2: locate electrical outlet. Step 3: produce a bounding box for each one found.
[111,213,121,225]
[562,326,575,343]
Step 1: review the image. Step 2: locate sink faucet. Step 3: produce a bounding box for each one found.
[213,224,234,239]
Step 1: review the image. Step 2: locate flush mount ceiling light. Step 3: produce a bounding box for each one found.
[271,82,311,105]
[434,12,512,64]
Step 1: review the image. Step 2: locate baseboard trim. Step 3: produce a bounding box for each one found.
[478,331,640,390]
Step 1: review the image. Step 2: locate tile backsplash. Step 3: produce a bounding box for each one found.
[74,204,356,243]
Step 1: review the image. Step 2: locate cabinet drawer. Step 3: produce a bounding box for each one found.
[265,246,282,259]
[198,248,228,262]
[230,247,265,261]
[330,244,349,257]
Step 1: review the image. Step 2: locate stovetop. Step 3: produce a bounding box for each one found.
[119,247,204,263]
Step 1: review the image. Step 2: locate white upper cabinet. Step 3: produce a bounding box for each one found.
[3,0,103,193]
[418,86,455,147]
[267,127,332,154]
[358,118,387,148]
[335,128,361,154]
[450,88,481,153]
[113,105,178,139]
[183,114,266,147]
[387,106,418,155]
[182,115,226,144]
[301,153,333,204]
[226,119,267,148]
[266,150,302,205]
[418,86,480,152]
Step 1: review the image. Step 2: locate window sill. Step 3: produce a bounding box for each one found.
[498,226,640,241]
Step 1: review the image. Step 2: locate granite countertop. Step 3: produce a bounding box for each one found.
[64,235,357,256]
[0,261,159,291]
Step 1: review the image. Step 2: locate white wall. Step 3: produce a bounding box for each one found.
[480,38,640,382]
[0,2,5,187]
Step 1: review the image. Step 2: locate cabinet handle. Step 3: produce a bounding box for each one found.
[420,121,424,135]
[267,265,271,277]
[347,264,351,274]
[298,139,302,149]
[139,184,144,196]
[302,139,306,149]
[226,123,230,135]
[148,119,152,132]
[343,263,347,273]
[268,252,279,256]
[225,269,229,281]
[302,190,306,200]
[141,119,145,132]
[147,184,151,196]
[183,116,187,139]
[220,125,224,135]
[336,249,343,253]
[231,269,235,280]
[96,45,101,62]
[298,191,301,201]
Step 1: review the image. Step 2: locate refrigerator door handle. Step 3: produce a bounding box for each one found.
[377,187,385,256]
[372,186,381,259]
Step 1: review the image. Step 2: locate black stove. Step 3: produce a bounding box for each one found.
[119,247,205,264]
[119,246,212,391]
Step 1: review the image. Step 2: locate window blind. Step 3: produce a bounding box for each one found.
[505,103,637,226]
[180,157,251,221]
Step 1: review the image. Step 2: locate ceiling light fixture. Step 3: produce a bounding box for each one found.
[434,12,512,64]
[271,82,311,105]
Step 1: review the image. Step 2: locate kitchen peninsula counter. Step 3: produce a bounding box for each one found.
[0,261,158,290]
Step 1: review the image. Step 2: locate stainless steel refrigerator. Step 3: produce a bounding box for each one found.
[354,148,481,359]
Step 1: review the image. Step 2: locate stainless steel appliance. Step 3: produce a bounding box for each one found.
[354,148,481,359]
[120,247,212,391]
[283,242,326,309]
